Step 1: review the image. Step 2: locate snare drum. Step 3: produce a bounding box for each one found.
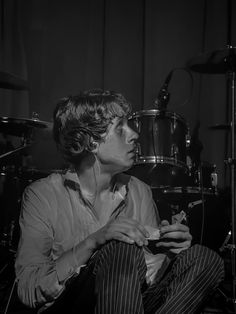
[128,109,190,187]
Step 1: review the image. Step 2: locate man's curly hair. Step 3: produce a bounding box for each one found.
[53,89,132,164]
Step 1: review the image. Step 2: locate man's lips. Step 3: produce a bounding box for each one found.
[128,148,136,155]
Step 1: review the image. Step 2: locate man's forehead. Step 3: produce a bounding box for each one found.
[112,116,127,122]
[112,116,126,124]
[105,117,126,135]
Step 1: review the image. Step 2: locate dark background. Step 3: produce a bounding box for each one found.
[0,0,236,187]
[0,2,235,311]
[0,0,235,248]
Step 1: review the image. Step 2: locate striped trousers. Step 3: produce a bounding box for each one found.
[44,241,224,314]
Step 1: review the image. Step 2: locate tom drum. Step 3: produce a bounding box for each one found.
[128,109,190,187]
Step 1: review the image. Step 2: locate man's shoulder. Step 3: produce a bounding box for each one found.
[24,171,64,194]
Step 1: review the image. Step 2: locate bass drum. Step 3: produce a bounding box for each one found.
[152,186,230,251]
[127,109,190,187]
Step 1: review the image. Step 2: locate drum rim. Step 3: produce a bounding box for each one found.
[129,109,188,126]
[162,186,217,195]
[134,157,188,170]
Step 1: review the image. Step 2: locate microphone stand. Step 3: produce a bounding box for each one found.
[226,66,236,312]
[222,2,236,309]
[220,47,236,313]
[154,70,173,110]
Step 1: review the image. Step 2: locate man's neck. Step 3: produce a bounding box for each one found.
[76,159,116,196]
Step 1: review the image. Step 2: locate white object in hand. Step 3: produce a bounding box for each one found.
[145,225,160,240]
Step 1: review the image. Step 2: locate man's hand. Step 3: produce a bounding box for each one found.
[155,220,192,254]
[87,217,149,251]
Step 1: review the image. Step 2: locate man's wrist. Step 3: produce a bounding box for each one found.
[84,236,97,252]
[72,236,97,267]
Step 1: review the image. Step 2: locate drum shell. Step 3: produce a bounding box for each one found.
[127,109,190,188]
[129,109,189,168]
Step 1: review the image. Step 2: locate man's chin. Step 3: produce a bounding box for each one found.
[122,161,135,173]
[103,161,134,175]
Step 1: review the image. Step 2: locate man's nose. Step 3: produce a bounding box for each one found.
[128,127,139,143]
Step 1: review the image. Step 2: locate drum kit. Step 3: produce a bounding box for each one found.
[127,101,222,243]
[0,116,55,250]
[128,44,236,310]
[0,50,235,246]
[0,46,236,310]
[0,71,59,253]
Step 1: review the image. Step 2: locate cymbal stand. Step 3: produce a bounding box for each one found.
[0,135,32,251]
[0,127,34,162]
[220,1,236,310]
[224,67,236,312]
[0,143,32,161]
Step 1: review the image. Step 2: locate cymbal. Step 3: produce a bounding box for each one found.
[187,47,236,74]
[0,71,29,90]
[0,116,52,137]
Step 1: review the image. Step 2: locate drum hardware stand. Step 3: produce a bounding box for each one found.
[154,69,173,110]
[178,199,205,228]
[219,230,234,253]
[0,143,32,161]
[212,67,236,314]
[168,192,206,227]
[0,138,32,251]
[0,220,16,251]
[224,68,236,312]
[0,250,17,314]
[188,199,205,209]
[186,1,235,309]
[216,59,236,312]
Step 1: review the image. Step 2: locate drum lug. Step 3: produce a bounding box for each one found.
[135,143,141,162]
[134,118,140,133]
[186,133,191,148]
[171,144,179,161]
[211,165,218,188]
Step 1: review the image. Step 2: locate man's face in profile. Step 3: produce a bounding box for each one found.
[95,117,138,173]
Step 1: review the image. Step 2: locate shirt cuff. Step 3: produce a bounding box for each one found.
[55,248,78,282]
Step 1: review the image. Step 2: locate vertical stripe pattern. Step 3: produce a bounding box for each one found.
[44,243,224,314]
[92,241,147,314]
[143,244,224,314]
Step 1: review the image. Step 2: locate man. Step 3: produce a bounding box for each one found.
[15,89,224,313]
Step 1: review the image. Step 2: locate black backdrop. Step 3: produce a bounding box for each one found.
[0,0,235,250]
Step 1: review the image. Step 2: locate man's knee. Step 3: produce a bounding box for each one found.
[93,241,146,274]
[190,244,224,266]
[183,244,225,281]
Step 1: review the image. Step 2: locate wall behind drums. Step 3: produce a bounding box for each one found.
[29,127,66,171]
[0,0,235,189]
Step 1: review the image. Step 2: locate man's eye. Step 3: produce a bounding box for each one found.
[116,123,124,135]
[116,125,123,133]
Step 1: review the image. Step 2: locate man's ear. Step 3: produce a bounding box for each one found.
[90,141,99,153]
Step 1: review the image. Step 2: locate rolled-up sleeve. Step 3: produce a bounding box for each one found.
[15,184,77,308]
